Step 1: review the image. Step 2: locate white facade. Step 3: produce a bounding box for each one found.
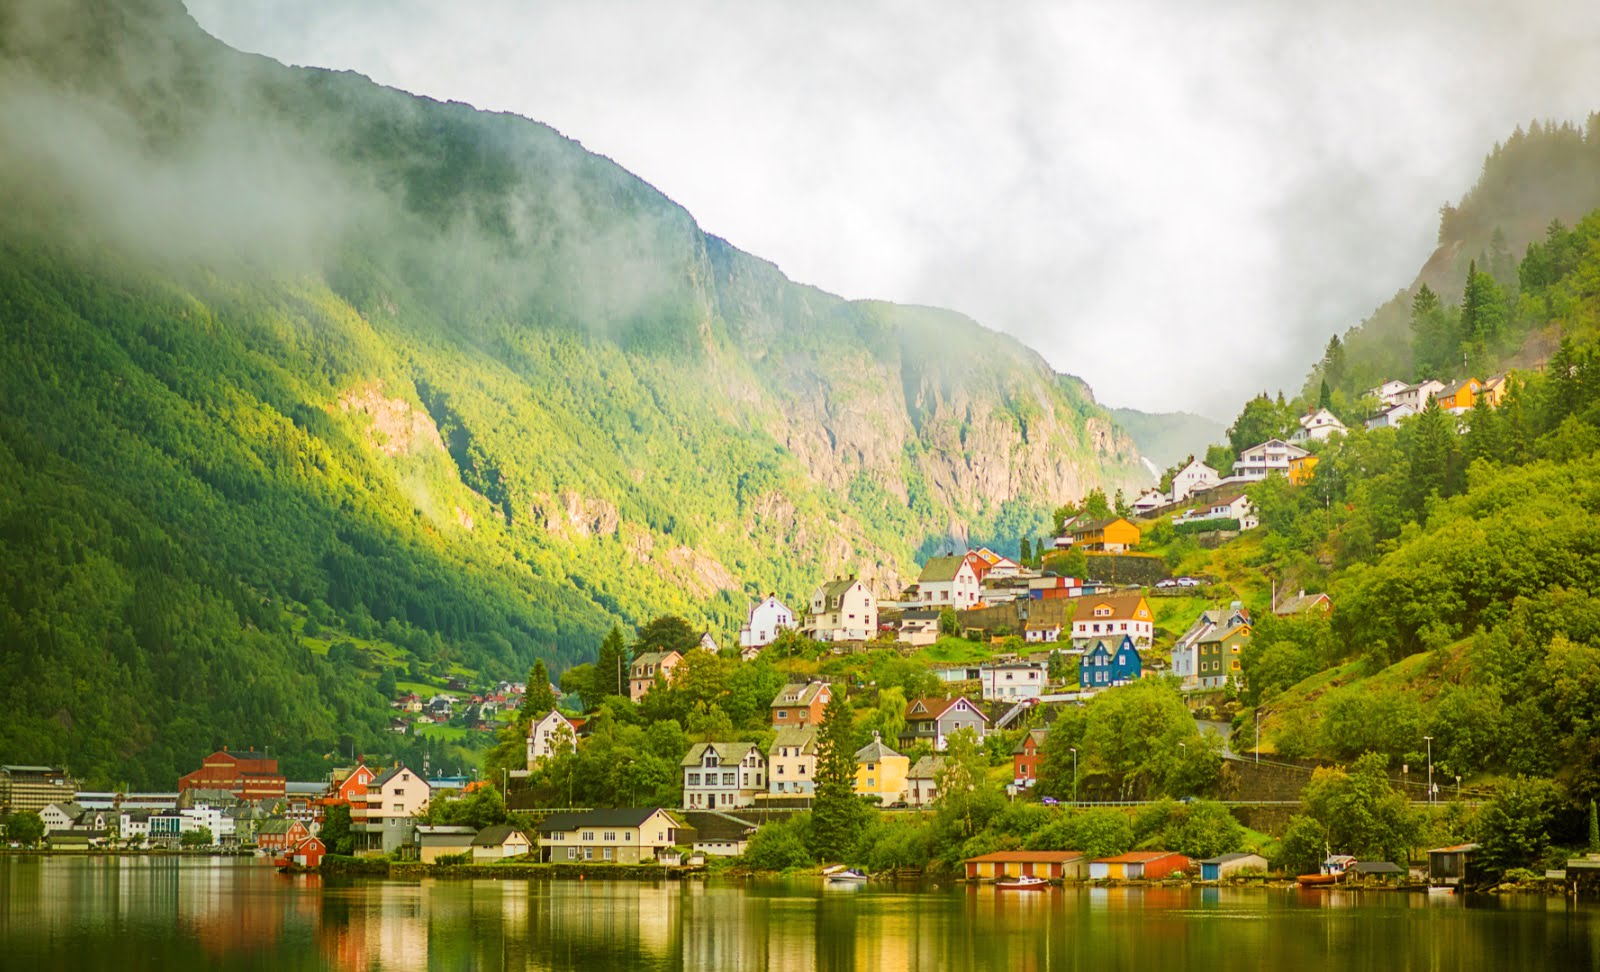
[1070,597,1155,648]
[807,578,878,642]
[1393,380,1444,412]
[1024,623,1061,643]
[1366,379,1410,404]
[682,743,767,809]
[1291,408,1347,443]
[917,557,982,610]
[739,596,797,649]
[1231,439,1310,481]
[1131,489,1169,515]
[371,766,431,819]
[1171,460,1221,502]
[526,710,578,766]
[1366,402,1416,429]
[980,662,1047,701]
[1173,493,1258,531]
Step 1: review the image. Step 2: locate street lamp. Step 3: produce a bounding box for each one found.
[1255,708,1262,766]
[1456,775,1462,801]
[1423,736,1434,805]
[1070,747,1079,804]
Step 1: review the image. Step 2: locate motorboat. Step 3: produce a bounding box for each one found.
[996,875,1051,891]
[827,869,870,884]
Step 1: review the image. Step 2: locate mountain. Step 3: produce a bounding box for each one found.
[1107,408,1226,472]
[0,0,1145,786]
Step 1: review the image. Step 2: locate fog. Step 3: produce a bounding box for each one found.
[167,2,1600,416]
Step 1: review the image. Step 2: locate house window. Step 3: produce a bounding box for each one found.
[603,848,614,861]
[604,832,616,842]
[584,848,594,860]
[583,831,595,842]
[568,847,578,860]
[722,772,735,786]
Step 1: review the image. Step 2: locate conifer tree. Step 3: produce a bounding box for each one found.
[1318,379,1332,410]
[596,625,628,699]
[525,659,557,715]
[810,688,865,859]
[1588,799,1598,853]
[1019,537,1032,567]
[1406,399,1460,517]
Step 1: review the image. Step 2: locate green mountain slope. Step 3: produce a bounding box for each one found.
[1107,408,1226,471]
[0,0,1144,786]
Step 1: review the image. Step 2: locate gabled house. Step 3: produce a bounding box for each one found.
[1013,728,1048,788]
[1131,489,1169,516]
[968,547,1025,579]
[1069,517,1141,552]
[285,836,326,869]
[1070,594,1154,648]
[771,681,831,728]
[1200,852,1270,880]
[916,556,982,610]
[415,824,477,863]
[1435,377,1483,414]
[806,577,878,642]
[1481,374,1510,407]
[697,631,719,654]
[526,710,579,767]
[906,756,943,807]
[1232,439,1310,481]
[255,817,309,853]
[470,824,532,861]
[1393,379,1445,412]
[1172,604,1250,689]
[536,808,679,863]
[1024,622,1062,643]
[1172,490,1257,531]
[1089,851,1190,880]
[1366,402,1417,430]
[1196,616,1252,689]
[898,609,941,647]
[900,696,989,751]
[739,594,797,651]
[768,727,819,795]
[679,810,758,857]
[1170,459,1221,502]
[853,733,910,806]
[1291,407,1347,443]
[966,850,1088,881]
[629,650,683,702]
[1287,453,1319,486]
[681,742,766,810]
[1274,590,1332,616]
[1366,379,1410,405]
[1079,636,1142,690]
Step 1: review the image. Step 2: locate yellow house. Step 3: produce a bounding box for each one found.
[1481,374,1510,407]
[853,733,910,806]
[1434,378,1482,412]
[1069,517,1141,552]
[1287,454,1319,486]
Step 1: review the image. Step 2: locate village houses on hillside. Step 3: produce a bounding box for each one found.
[805,577,877,642]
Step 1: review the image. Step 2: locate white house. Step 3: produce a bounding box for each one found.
[916,556,982,610]
[681,742,767,810]
[1393,379,1444,412]
[980,662,1047,701]
[1070,594,1155,649]
[768,727,818,795]
[969,548,1025,579]
[1171,604,1251,689]
[1024,622,1062,643]
[1291,408,1347,443]
[898,609,941,647]
[1170,459,1221,502]
[806,577,878,642]
[1365,379,1410,404]
[1231,439,1310,481]
[525,710,578,766]
[697,631,718,654]
[470,824,532,861]
[1173,491,1258,531]
[738,595,797,651]
[1131,489,1169,516]
[1366,402,1417,430]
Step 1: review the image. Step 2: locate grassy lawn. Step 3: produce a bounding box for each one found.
[913,637,995,666]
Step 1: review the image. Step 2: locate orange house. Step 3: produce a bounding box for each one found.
[1012,728,1047,787]
[770,681,831,728]
[1287,454,1319,486]
[1434,378,1482,412]
[1069,517,1141,552]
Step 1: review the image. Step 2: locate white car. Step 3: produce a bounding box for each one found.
[1176,576,1203,588]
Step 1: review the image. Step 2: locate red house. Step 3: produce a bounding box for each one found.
[256,819,310,853]
[1012,728,1048,788]
[285,837,325,869]
[321,763,377,826]
[178,748,286,800]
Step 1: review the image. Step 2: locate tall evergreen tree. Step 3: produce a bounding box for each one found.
[635,615,699,658]
[525,659,557,715]
[596,625,628,700]
[1409,284,1454,377]
[1019,537,1032,566]
[1406,399,1460,517]
[810,688,865,859]
[1320,335,1347,391]
[1462,395,1501,468]
[1499,377,1530,464]
[1318,379,1333,410]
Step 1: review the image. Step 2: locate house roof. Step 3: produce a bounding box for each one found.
[905,697,991,723]
[1274,592,1331,615]
[416,825,478,835]
[965,851,1085,864]
[1071,517,1135,536]
[771,681,829,708]
[854,734,903,763]
[470,824,527,847]
[907,756,944,780]
[1080,594,1150,621]
[1096,851,1186,864]
[1200,852,1265,865]
[769,727,819,755]
[1348,861,1404,874]
[536,808,670,834]
[1437,378,1479,397]
[1197,620,1251,644]
[918,556,969,584]
[816,577,861,600]
[257,819,298,835]
[680,741,763,768]
[1012,728,1049,754]
[679,810,756,843]
[1428,843,1480,854]
[632,650,681,668]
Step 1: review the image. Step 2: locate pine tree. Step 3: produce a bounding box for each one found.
[1019,537,1032,566]
[1320,335,1347,390]
[1499,377,1530,464]
[810,687,865,859]
[1407,399,1460,518]
[1588,799,1598,853]
[596,625,628,700]
[1318,379,1332,410]
[1409,284,1452,377]
[1462,395,1501,468]
[525,659,557,715]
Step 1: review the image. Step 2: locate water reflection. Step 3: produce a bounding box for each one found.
[4,858,1600,971]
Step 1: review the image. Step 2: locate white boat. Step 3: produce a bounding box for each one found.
[827,869,870,884]
[996,875,1051,891]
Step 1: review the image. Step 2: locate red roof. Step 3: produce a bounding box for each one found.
[1096,851,1185,863]
[906,697,991,723]
[965,851,1085,863]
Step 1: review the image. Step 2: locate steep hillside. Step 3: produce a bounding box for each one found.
[1108,408,1226,471]
[0,0,1143,785]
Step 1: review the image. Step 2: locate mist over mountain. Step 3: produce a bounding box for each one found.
[0,0,1146,784]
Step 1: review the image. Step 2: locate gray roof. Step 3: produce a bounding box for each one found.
[470,824,527,847]
[680,741,762,768]
[855,734,903,763]
[918,556,968,584]
[1200,852,1264,864]
[768,727,819,756]
[536,808,671,834]
[1349,861,1404,874]
[771,682,828,708]
[908,756,944,780]
[679,811,756,843]
[816,577,861,601]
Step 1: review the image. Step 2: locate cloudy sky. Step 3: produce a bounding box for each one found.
[186,0,1600,419]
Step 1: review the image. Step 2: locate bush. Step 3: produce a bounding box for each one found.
[435,852,472,865]
[741,815,814,872]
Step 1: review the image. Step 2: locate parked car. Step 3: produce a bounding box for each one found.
[1176,576,1203,588]
[1041,797,1059,806]
[1156,578,1178,588]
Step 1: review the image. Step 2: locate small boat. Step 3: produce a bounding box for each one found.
[1297,873,1338,888]
[1427,885,1454,896]
[827,869,870,884]
[996,875,1051,891]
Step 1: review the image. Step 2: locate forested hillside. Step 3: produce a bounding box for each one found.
[0,0,1146,786]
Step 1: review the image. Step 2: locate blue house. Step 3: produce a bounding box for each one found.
[1079,636,1141,690]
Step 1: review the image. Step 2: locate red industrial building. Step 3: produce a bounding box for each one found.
[178,748,287,800]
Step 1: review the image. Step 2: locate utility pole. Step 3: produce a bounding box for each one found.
[1255,708,1261,765]
[1424,736,1434,804]
[1070,747,1078,804]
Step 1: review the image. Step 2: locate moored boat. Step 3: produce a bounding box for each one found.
[996,875,1051,891]
[1297,873,1338,888]
[827,869,870,884]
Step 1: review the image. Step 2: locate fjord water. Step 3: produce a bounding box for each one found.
[3,857,1597,971]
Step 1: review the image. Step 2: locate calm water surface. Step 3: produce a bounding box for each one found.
[3,856,1599,970]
